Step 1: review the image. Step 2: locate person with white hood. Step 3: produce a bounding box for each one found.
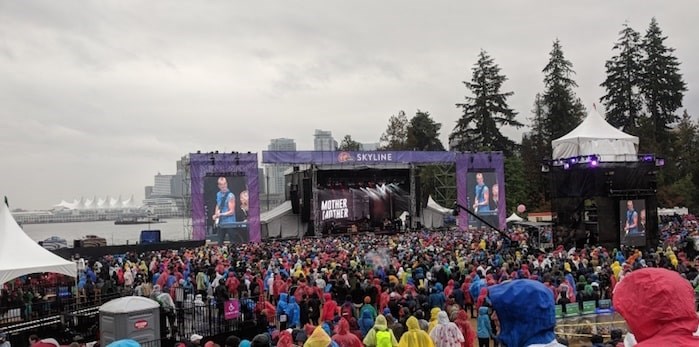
[429,311,464,347]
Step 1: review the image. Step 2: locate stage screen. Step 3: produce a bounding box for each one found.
[204,175,249,243]
[316,184,410,231]
[619,199,646,247]
[466,170,501,228]
[190,153,261,242]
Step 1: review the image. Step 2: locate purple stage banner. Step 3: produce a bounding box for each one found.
[263,151,456,164]
[190,153,261,242]
[455,153,507,231]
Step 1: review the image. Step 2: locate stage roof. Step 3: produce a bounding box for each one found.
[314,163,411,170]
[263,150,456,165]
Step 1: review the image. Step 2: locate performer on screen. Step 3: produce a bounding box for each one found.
[472,173,490,214]
[624,200,639,236]
[239,189,249,221]
[212,177,240,245]
[490,183,499,212]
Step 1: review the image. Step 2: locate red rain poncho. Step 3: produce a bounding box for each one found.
[614,268,699,347]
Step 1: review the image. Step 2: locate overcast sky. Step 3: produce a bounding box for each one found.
[1,1,697,210]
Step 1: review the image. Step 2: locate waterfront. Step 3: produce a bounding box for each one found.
[22,218,191,246]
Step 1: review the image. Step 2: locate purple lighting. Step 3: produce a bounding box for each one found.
[563,163,571,170]
[590,159,599,167]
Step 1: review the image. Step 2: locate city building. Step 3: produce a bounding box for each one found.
[314,129,337,151]
[266,138,297,195]
[360,142,380,151]
[153,173,174,196]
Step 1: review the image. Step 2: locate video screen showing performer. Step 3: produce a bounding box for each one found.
[204,175,249,244]
[466,171,499,228]
[620,199,646,247]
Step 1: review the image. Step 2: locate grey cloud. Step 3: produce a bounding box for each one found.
[1,0,697,209]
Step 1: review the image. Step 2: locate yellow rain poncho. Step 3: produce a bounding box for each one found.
[398,316,435,347]
[363,315,399,347]
[428,307,441,333]
[304,326,332,347]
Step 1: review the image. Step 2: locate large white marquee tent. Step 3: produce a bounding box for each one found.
[552,110,639,162]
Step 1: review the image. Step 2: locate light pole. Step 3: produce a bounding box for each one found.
[266,174,270,211]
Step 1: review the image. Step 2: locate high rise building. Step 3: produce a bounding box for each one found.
[153,173,174,196]
[266,138,297,195]
[314,129,337,151]
[258,168,265,194]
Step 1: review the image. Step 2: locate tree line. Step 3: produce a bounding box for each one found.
[337,18,694,213]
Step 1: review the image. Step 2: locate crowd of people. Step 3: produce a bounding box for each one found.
[3,214,699,347]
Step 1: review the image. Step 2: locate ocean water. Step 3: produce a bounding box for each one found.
[22,218,192,245]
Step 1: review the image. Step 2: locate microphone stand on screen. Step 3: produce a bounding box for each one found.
[453,202,512,242]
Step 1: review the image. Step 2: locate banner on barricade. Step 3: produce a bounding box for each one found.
[224,299,240,320]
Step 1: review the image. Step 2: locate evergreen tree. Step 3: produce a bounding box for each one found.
[639,17,687,154]
[600,22,644,131]
[520,94,550,210]
[338,135,362,151]
[504,155,527,213]
[541,39,586,143]
[672,110,698,179]
[379,110,409,150]
[450,50,522,155]
[406,110,445,151]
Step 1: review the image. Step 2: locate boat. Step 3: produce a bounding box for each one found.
[80,235,107,247]
[40,236,68,250]
[114,215,166,225]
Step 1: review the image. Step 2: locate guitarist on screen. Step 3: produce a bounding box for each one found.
[472,172,490,214]
[213,177,236,244]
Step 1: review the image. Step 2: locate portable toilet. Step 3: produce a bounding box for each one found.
[100,296,161,346]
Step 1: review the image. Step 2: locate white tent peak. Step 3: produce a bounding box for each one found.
[0,198,77,285]
[506,213,524,223]
[552,108,639,162]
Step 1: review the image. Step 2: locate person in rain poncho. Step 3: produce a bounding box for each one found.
[305,326,339,347]
[614,268,699,347]
[429,311,464,347]
[106,339,141,347]
[363,315,399,347]
[398,316,434,347]
[488,279,565,347]
[359,308,375,337]
[332,318,363,347]
[360,296,378,322]
[321,293,339,323]
[286,296,301,329]
[428,283,446,310]
[277,329,294,347]
[454,310,476,347]
[427,307,441,333]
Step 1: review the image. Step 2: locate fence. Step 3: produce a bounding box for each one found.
[2,282,268,346]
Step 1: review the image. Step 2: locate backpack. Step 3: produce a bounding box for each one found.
[376,329,392,347]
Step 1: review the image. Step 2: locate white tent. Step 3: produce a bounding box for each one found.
[0,200,77,285]
[260,201,304,239]
[506,213,524,223]
[552,110,639,161]
[421,196,453,228]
